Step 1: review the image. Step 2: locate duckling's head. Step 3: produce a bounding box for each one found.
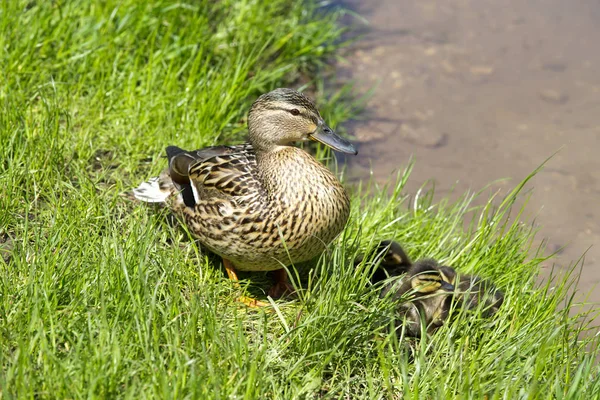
[248,88,357,155]
[357,240,413,284]
[409,261,455,294]
[438,266,457,286]
[379,240,411,269]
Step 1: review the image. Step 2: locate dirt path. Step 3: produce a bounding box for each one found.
[340,0,600,302]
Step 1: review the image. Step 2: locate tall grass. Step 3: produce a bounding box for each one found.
[1,0,599,398]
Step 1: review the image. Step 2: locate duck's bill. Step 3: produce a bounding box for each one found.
[441,281,455,292]
[309,124,358,155]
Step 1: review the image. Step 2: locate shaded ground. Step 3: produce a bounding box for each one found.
[339,0,600,303]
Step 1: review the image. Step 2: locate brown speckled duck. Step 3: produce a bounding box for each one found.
[134,88,357,306]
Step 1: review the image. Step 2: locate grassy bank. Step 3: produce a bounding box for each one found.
[1,0,600,398]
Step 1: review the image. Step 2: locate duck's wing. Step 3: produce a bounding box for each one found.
[167,143,265,208]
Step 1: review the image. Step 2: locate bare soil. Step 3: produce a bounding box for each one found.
[340,0,600,303]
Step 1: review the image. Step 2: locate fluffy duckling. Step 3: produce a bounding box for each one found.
[361,240,504,316]
[381,260,455,338]
[354,240,412,284]
[359,240,504,336]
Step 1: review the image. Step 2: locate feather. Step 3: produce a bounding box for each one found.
[133,177,171,203]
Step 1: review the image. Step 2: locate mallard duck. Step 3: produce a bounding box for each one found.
[133,88,357,306]
[438,266,504,317]
[381,260,455,338]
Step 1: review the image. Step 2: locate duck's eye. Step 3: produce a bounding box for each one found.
[289,109,300,116]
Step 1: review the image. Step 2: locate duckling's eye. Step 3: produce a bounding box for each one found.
[289,109,301,116]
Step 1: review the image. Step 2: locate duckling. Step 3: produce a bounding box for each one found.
[134,88,357,306]
[382,260,455,338]
[362,240,504,335]
[354,240,412,284]
[438,266,504,317]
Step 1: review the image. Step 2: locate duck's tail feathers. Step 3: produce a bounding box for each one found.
[133,174,173,203]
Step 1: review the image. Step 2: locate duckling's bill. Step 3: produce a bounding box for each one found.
[309,123,357,155]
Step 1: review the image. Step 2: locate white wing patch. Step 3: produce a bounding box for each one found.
[133,177,170,203]
[190,182,201,205]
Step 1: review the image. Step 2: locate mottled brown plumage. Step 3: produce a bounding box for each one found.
[134,88,357,300]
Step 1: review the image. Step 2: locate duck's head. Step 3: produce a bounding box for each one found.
[378,240,412,269]
[355,240,413,284]
[409,261,455,294]
[247,88,357,155]
[438,266,457,286]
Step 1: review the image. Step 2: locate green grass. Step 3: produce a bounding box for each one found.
[1,0,600,398]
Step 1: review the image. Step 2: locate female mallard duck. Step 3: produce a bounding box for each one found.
[134,88,357,306]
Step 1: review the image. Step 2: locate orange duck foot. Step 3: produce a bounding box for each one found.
[236,295,270,308]
[224,259,271,308]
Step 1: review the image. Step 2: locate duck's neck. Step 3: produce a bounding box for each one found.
[255,146,334,198]
[256,146,302,186]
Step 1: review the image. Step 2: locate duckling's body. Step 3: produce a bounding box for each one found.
[134,89,357,300]
[438,267,504,317]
